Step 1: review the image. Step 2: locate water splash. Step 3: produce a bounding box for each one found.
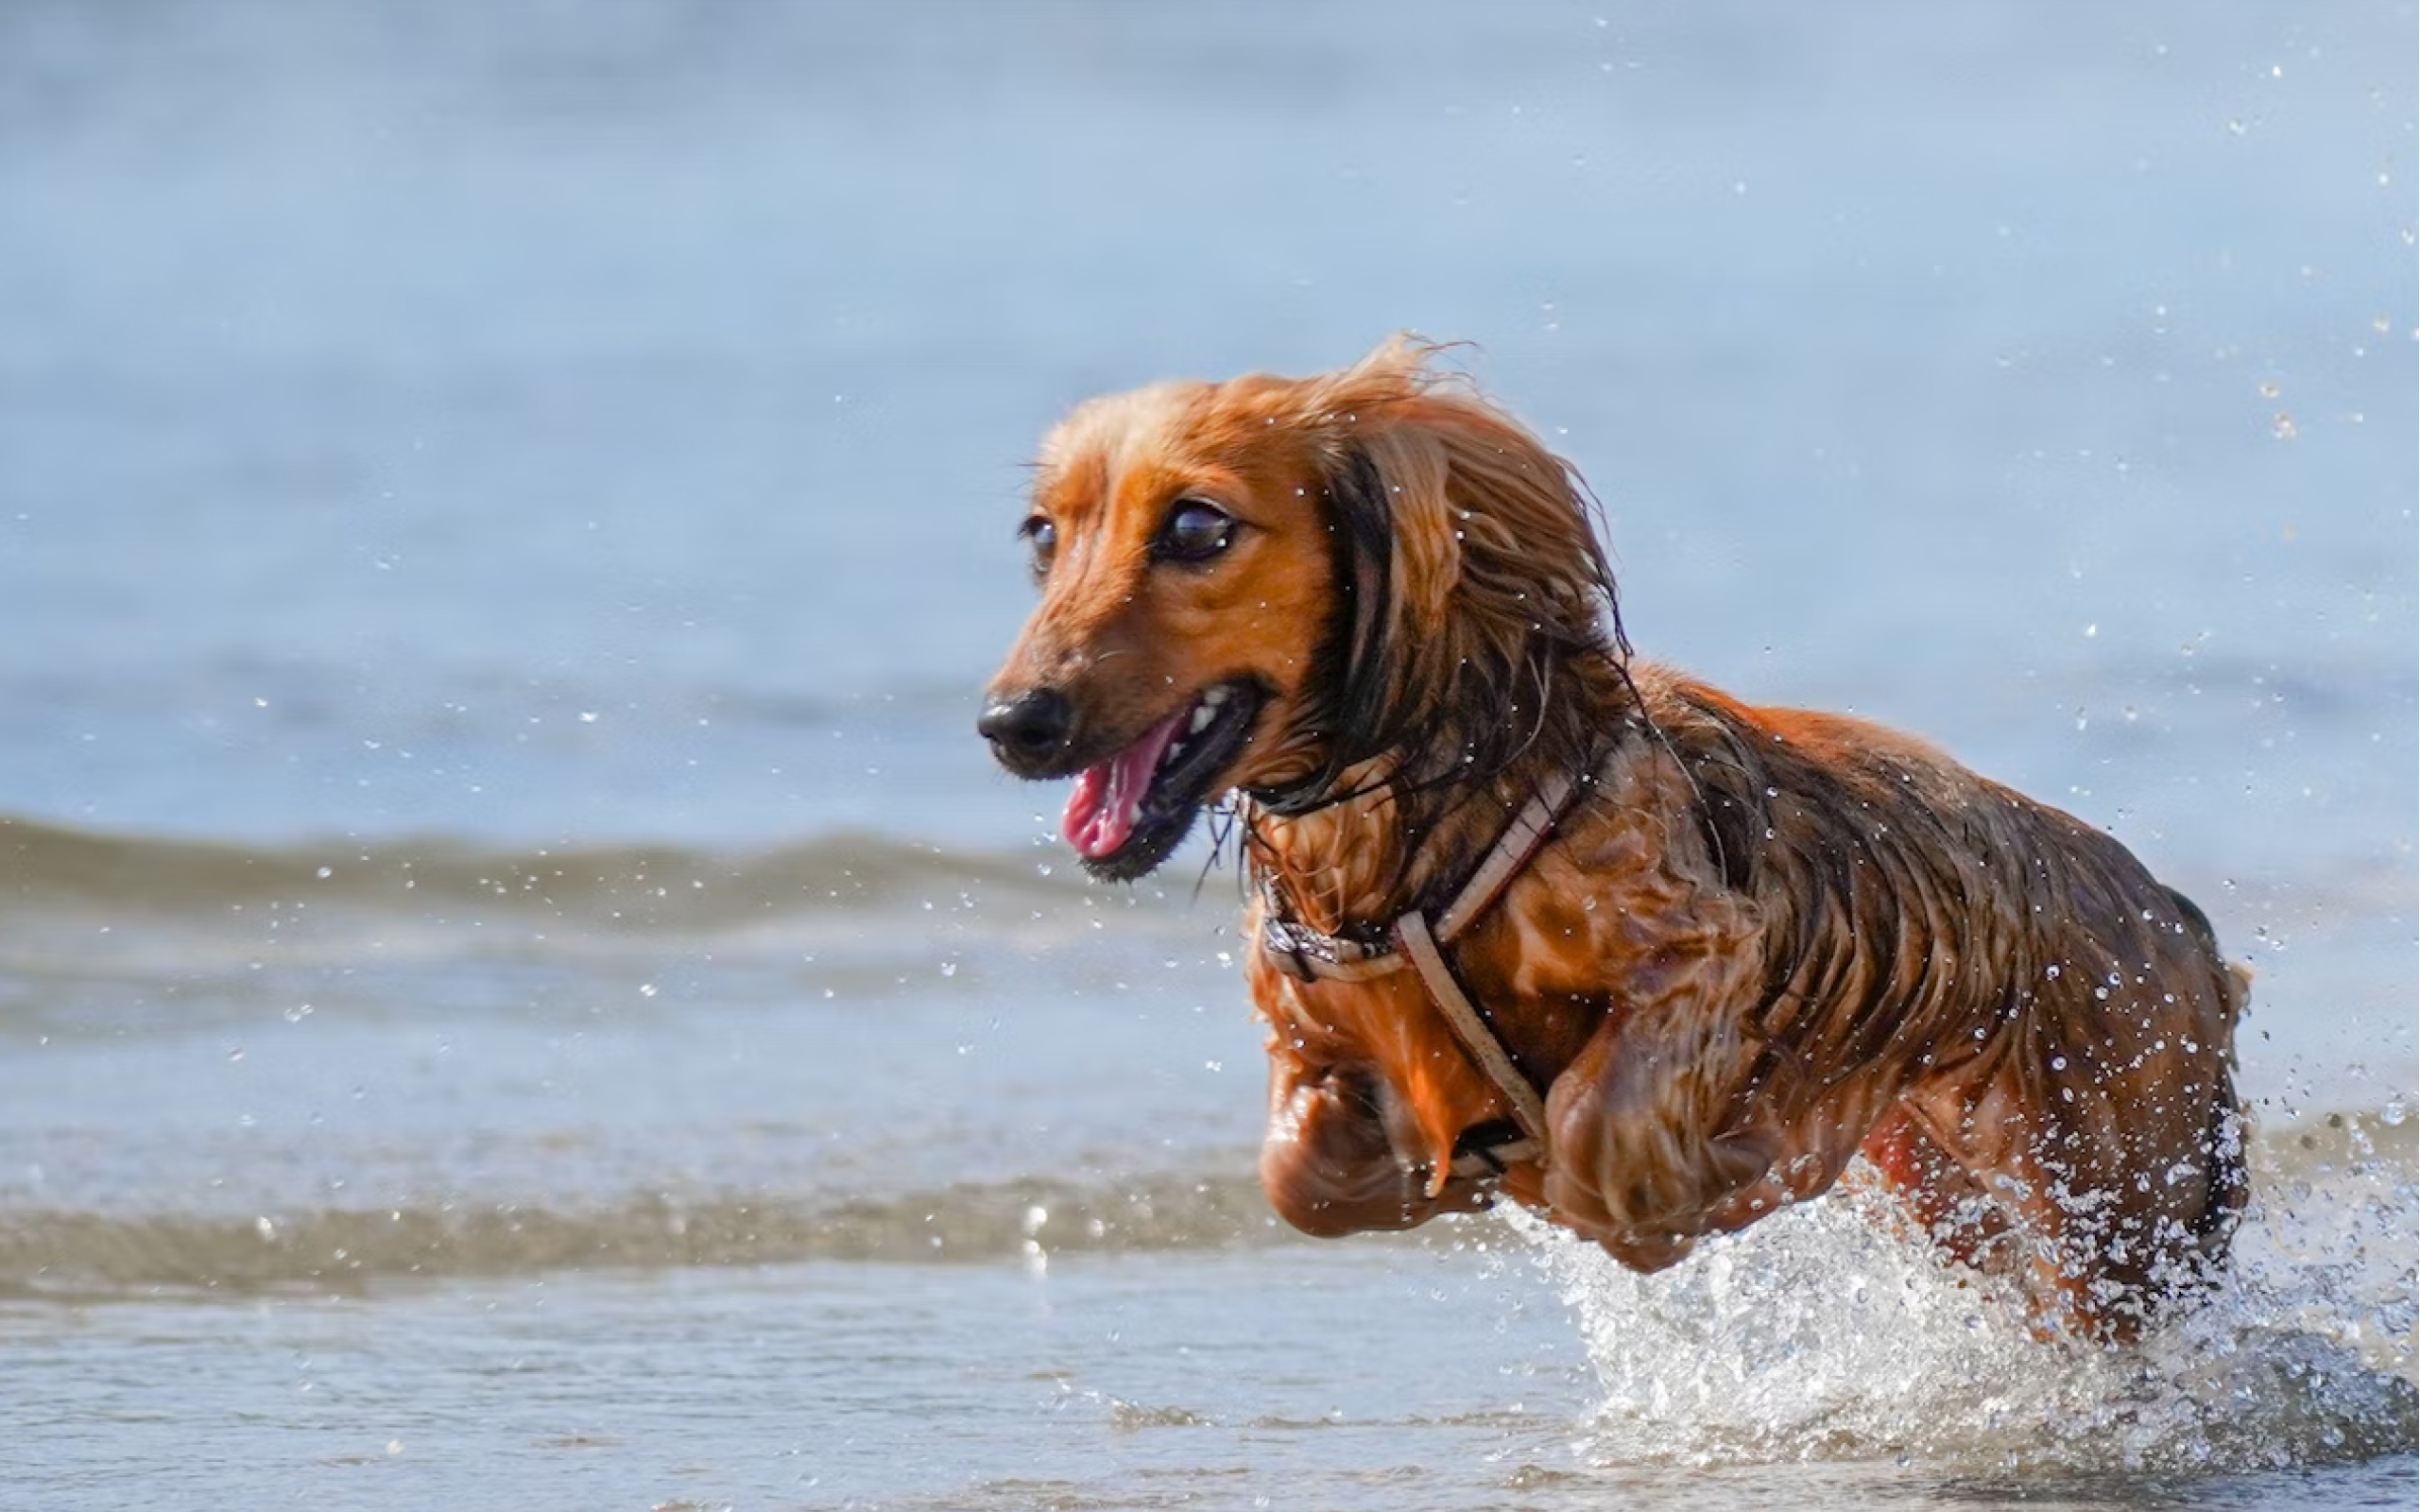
[1514,1111,2416,1475]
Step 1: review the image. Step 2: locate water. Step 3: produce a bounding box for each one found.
[2,2,2413,1506]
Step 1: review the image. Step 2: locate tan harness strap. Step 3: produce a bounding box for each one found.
[1395,909,1553,1153]
[1431,766,1576,944]
[1258,759,1596,1169]
[1261,765,1585,983]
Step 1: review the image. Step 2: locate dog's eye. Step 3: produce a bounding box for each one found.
[1019,515,1056,575]
[1155,500,1235,564]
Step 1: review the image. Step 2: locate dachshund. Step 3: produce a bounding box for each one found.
[978,338,2248,1338]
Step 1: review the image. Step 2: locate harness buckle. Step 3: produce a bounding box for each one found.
[1450,1117,1537,1179]
[1261,917,1325,983]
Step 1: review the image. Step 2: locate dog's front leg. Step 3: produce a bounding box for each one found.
[1538,1000,1795,1271]
[1259,1050,1489,1237]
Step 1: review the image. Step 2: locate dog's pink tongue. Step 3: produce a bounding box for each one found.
[1061,707,1188,860]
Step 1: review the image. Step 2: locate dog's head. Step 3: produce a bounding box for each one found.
[980,337,1622,882]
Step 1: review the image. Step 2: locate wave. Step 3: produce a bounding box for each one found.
[0,1165,1285,1301]
[8,1115,2399,1291]
[0,812,1065,919]
[6,812,2407,986]
[0,812,1207,975]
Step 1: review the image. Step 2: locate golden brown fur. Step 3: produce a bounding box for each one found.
[983,338,2249,1337]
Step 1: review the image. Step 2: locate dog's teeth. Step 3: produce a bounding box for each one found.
[1189,704,1216,735]
[1125,801,1142,827]
[1162,740,1187,767]
[1202,686,1228,708]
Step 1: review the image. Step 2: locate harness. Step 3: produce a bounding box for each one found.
[1258,764,1592,1181]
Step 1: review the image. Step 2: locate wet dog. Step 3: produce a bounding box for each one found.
[979,338,2247,1336]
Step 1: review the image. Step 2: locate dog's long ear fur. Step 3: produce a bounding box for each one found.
[1276,337,1629,836]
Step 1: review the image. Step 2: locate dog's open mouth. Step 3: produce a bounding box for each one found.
[1061,679,1262,880]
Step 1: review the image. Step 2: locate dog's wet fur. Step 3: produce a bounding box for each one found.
[982,339,2247,1337]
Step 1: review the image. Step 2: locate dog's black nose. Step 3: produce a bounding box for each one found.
[979,688,1074,767]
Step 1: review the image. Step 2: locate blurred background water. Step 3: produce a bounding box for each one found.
[0,2,2412,1508]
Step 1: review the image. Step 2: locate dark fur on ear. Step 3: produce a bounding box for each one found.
[1256,338,1636,890]
[1249,446,1399,816]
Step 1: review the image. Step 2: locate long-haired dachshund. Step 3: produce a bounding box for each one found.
[979,338,2248,1337]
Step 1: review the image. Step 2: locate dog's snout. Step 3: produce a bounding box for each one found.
[979,687,1075,770]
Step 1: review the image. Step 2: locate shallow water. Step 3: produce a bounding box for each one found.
[3,824,2411,1509]
[3,1,2414,1507]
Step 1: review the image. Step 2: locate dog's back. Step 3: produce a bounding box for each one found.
[1628,668,2248,1316]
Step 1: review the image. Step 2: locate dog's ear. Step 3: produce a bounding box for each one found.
[1301,343,1468,766]
[1315,442,1404,764]
[1314,406,1496,765]
[1309,341,1465,647]
[1344,421,1463,638]
[1313,335,1612,640]
[1290,336,1622,802]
